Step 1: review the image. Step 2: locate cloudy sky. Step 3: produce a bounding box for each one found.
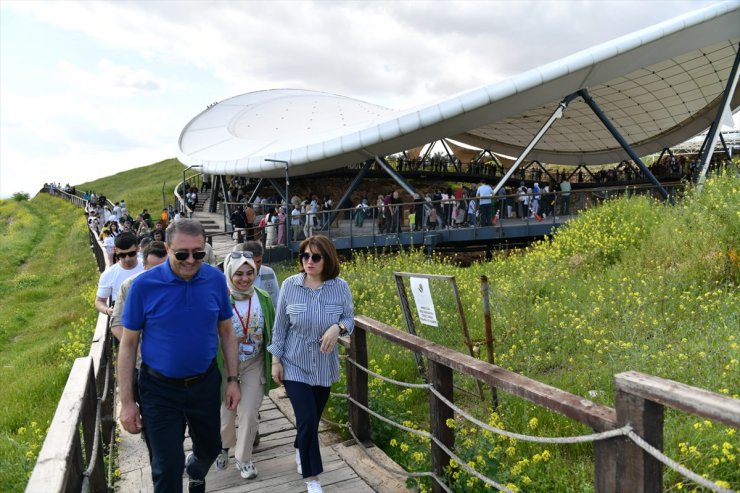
[0,0,725,198]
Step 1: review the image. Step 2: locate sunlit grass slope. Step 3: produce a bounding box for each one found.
[0,194,99,491]
[76,158,186,215]
[323,171,739,492]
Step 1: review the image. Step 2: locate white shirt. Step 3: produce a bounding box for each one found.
[96,263,144,302]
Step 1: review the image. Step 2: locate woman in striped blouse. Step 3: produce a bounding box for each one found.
[268,235,354,493]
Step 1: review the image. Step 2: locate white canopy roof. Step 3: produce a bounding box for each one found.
[179,1,740,178]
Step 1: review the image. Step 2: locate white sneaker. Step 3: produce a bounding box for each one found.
[296,448,302,475]
[236,459,258,479]
[306,479,323,493]
[215,448,228,471]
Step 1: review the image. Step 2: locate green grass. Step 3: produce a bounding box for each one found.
[76,157,187,216]
[315,170,739,492]
[0,194,100,491]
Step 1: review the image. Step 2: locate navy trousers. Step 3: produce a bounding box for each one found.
[138,368,222,493]
[284,380,331,478]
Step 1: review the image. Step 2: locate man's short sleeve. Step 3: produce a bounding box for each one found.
[96,267,113,299]
[215,270,233,322]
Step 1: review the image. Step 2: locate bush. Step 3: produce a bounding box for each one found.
[11,192,30,202]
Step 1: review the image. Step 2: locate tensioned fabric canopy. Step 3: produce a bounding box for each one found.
[178,2,740,179]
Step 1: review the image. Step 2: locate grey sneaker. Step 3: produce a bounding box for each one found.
[215,448,228,471]
[236,459,258,479]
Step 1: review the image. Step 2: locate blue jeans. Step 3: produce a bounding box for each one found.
[138,368,222,493]
[284,380,331,478]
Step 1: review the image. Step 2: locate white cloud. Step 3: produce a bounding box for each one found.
[57,59,166,96]
[0,0,727,197]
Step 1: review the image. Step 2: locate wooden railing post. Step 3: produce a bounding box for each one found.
[428,360,454,493]
[614,389,663,493]
[593,438,618,493]
[81,363,107,492]
[348,326,370,443]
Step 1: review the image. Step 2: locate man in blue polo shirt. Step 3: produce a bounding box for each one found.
[118,219,240,493]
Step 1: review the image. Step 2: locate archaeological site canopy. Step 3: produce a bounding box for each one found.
[178,2,740,179]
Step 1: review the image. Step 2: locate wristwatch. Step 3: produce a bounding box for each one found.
[338,322,349,337]
[226,376,240,383]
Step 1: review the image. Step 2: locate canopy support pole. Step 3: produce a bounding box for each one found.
[208,175,221,213]
[440,140,460,172]
[374,155,421,199]
[697,46,740,191]
[247,178,267,205]
[321,160,373,230]
[577,88,669,201]
[491,92,579,196]
[267,178,287,204]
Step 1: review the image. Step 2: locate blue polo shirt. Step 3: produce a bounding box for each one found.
[122,260,232,378]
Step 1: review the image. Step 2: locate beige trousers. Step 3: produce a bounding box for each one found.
[220,354,264,462]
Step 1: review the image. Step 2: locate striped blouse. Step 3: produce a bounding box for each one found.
[267,273,354,387]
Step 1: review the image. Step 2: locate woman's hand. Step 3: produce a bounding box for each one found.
[320,324,341,354]
[272,360,284,385]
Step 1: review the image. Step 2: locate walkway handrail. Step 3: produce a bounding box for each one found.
[26,314,115,493]
[344,315,739,493]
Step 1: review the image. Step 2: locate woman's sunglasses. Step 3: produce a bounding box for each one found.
[230,251,254,259]
[300,252,323,263]
[173,250,207,261]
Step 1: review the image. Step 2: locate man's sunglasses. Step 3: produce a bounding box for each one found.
[173,250,207,261]
[300,252,323,263]
[117,251,138,259]
[230,251,253,259]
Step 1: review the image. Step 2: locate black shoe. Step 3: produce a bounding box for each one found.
[188,478,205,493]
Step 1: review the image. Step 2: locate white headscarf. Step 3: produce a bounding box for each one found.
[224,254,257,300]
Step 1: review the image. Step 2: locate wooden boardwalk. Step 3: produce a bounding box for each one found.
[116,388,410,493]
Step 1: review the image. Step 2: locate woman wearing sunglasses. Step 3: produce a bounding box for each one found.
[268,235,354,493]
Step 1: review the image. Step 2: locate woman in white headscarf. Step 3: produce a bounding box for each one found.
[215,252,275,480]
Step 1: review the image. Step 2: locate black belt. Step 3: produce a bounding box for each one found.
[141,359,217,387]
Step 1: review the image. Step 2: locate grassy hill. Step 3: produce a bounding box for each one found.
[0,194,100,491]
[76,157,187,216]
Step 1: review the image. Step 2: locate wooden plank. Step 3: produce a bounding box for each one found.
[615,371,740,428]
[88,314,108,381]
[428,360,453,493]
[355,315,618,431]
[332,441,414,492]
[348,326,370,443]
[615,389,663,493]
[26,357,91,493]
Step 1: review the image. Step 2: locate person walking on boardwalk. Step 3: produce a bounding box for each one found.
[118,219,241,493]
[214,251,275,480]
[95,231,144,318]
[109,241,168,459]
[268,235,354,493]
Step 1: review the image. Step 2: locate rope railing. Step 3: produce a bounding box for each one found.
[338,347,737,493]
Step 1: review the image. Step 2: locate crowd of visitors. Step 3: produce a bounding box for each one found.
[81,188,353,493]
